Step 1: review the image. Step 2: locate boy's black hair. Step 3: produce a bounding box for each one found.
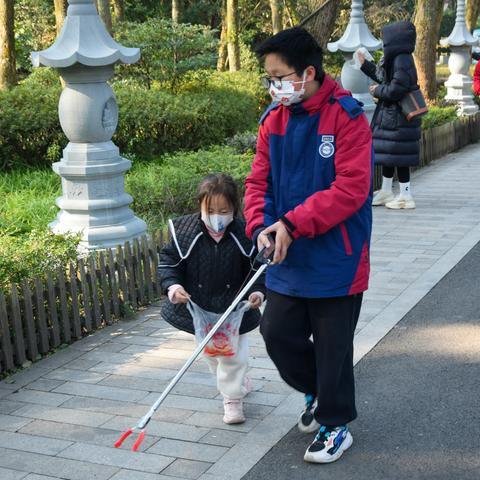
[197,173,240,216]
[255,27,325,83]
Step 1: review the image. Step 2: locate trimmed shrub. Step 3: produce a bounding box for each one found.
[0,70,263,170]
[422,106,458,130]
[126,146,254,231]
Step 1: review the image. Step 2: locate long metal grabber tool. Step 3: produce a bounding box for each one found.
[114,244,273,451]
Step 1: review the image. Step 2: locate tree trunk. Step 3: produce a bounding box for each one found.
[226,0,240,72]
[172,0,180,23]
[466,0,480,31]
[270,0,282,34]
[53,0,68,34]
[217,0,228,71]
[112,0,125,22]
[414,0,444,102]
[97,0,113,34]
[0,0,16,90]
[302,0,340,50]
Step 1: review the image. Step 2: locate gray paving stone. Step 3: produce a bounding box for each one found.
[162,458,212,479]
[63,359,102,370]
[23,475,62,480]
[5,389,72,407]
[3,368,52,388]
[120,344,194,360]
[99,374,219,399]
[44,368,108,384]
[0,467,28,479]
[53,382,149,403]
[61,396,156,418]
[241,391,287,407]
[0,400,26,415]
[147,438,227,463]
[102,415,208,442]
[256,381,293,395]
[34,349,84,371]
[25,379,65,392]
[0,447,118,480]
[18,419,158,452]
[184,412,260,433]
[111,335,166,347]
[58,442,174,474]
[13,404,113,428]
[0,430,72,455]
[90,362,178,382]
[199,429,246,448]
[0,413,32,432]
[109,470,183,480]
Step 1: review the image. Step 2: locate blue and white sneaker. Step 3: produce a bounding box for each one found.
[297,394,320,433]
[304,425,353,463]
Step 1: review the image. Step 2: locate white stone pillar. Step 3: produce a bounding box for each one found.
[31,0,147,250]
[327,0,382,123]
[440,0,479,116]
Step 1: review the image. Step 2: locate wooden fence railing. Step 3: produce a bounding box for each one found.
[374,112,480,190]
[0,233,166,375]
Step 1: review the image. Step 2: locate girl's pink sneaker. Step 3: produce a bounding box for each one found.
[223,399,245,424]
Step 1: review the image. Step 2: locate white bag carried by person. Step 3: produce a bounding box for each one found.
[187,300,250,357]
[350,47,374,70]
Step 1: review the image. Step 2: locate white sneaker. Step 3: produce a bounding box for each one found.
[298,394,320,433]
[223,399,245,424]
[372,189,395,206]
[304,425,353,464]
[385,195,416,210]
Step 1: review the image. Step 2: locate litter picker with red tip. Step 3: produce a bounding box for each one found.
[115,242,273,451]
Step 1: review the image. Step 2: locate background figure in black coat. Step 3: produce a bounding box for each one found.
[359,21,421,210]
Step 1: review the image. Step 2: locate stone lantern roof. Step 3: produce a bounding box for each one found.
[31,0,139,68]
[440,0,478,47]
[328,0,382,53]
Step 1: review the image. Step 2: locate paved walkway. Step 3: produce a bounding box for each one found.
[1,142,480,480]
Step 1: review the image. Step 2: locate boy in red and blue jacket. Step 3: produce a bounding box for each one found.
[244,27,373,464]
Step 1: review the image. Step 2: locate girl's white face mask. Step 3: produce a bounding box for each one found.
[269,71,308,106]
[201,213,233,233]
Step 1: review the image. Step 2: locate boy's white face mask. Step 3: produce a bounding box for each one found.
[202,213,233,233]
[269,71,308,106]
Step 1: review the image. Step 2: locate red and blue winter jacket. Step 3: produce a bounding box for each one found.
[244,75,373,298]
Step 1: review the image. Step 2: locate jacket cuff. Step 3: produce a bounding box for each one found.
[281,214,301,240]
[252,225,265,246]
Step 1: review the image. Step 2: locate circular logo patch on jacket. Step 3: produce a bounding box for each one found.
[319,141,335,158]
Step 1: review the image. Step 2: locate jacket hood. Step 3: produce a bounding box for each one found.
[382,21,416,66]
[289,75,351,115]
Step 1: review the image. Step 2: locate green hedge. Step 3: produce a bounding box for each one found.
[126,146,253,231]
[0,69,266,170]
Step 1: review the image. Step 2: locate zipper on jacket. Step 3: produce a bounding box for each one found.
[340,223,353,256]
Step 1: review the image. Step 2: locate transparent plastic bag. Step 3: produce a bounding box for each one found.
[187,300,250,357]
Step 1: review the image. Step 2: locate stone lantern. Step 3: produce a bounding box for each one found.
[327,0,382,123]
[31,0,147,250]
[440,0,479,116]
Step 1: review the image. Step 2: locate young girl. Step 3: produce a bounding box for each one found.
[158,173,265,424]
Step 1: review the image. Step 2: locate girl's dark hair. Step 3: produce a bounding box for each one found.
[255,27,325,83]
[197,173,240,215]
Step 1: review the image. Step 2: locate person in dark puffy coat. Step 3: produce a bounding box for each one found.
[359,20,421,210]
[158,173,265,425]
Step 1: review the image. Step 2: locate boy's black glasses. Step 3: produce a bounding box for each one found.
[260,71,297,89]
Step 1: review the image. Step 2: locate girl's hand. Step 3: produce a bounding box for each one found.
[357,51,366,65]
[369,84,378,96]
[173,287,191,304]
[248,292,264,309]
